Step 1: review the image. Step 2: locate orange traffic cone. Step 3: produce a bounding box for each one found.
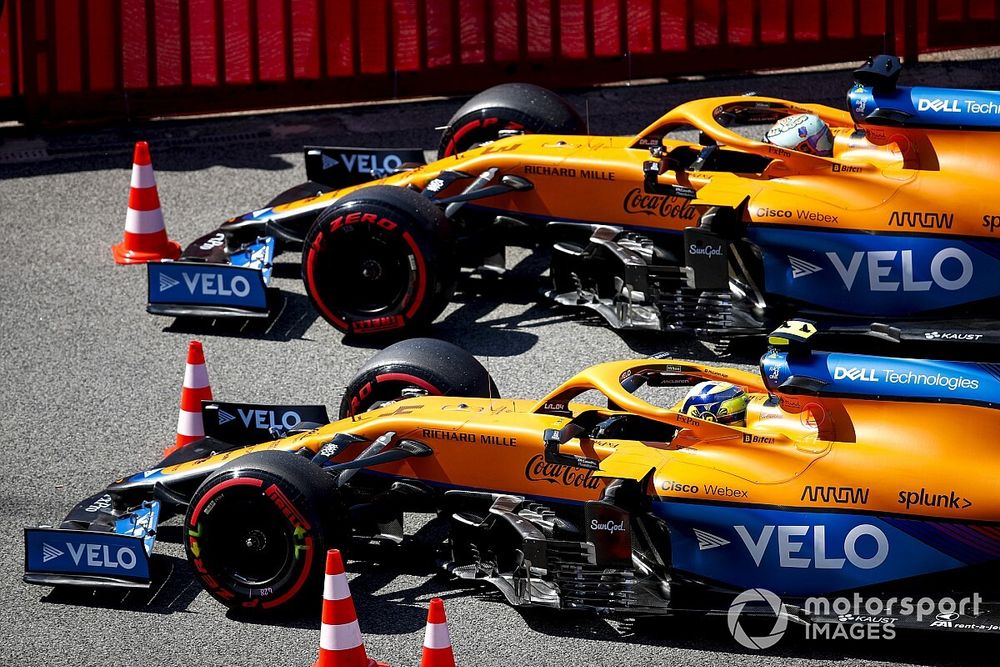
[164,340,212,457]
[420,598,455,667]
[314,549,389,667]
[112,141,181,264]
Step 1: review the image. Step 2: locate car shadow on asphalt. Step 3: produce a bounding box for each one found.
[38,553,203,616]
[518,609,1000,665]
[161,287,320,342]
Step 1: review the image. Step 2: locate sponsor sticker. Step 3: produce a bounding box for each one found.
[524,454,600,489]
[25,529,149,580]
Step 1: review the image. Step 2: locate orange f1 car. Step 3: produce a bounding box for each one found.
[146,55,1000,348]
[24,322,1000,630]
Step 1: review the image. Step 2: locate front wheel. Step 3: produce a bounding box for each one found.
[301,185,457,337]
[184,450,344,613]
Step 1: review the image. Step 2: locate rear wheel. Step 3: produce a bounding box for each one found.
[302,185,457,336]
[340,338,498,418]
[184,450,344,613]
[437,83,584,158]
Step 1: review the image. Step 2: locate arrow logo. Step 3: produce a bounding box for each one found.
[321,154,339,170]
[42,543,64,563]
[159,273,179,291]
[693,528,730,551]
[788,256,822,279]
[217,409,235,425]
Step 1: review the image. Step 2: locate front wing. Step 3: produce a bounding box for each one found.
[24,497,160,589]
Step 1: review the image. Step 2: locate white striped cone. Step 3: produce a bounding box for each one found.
[112,141,180,264]
[163,340,212,457]
[314,549,388,667]
[420,598,455,667]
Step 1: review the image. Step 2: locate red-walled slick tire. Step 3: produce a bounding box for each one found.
[184,450,345,613]
[340,338,499,418]
[437,83,584,159]
[302,185,457,337]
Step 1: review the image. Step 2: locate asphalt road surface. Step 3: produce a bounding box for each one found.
[4,50,1000,667]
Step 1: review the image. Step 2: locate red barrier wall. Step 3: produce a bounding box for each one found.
[0,0,994,124]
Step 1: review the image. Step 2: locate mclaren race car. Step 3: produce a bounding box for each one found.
[23,322,1000,631]
[145,54,1000,348]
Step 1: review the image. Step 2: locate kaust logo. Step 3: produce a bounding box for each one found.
[924,331,983,341]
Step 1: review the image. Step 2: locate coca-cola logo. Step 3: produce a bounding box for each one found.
[623,188,697,219]
[524,454,601,489]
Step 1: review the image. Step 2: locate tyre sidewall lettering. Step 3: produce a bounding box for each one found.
[186,473,316,607]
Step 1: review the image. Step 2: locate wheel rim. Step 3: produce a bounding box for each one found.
[324,225,414,317]
[198,486,294,589]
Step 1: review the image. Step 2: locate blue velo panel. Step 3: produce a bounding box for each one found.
[653,502,964,596]
[25,528,151,581]
[749,227,1000,316]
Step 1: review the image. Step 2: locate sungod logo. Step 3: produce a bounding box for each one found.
[916,98,961,113]
[590,519,627,534]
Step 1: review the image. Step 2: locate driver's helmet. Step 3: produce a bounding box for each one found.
[680,381,749,425]
[763,113,833,157]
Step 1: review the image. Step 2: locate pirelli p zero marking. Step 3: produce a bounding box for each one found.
[301,185,455,337]
[303,213,423,332]
[183,451,340,612]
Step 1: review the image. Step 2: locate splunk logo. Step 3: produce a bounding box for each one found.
[831,365,980,391]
